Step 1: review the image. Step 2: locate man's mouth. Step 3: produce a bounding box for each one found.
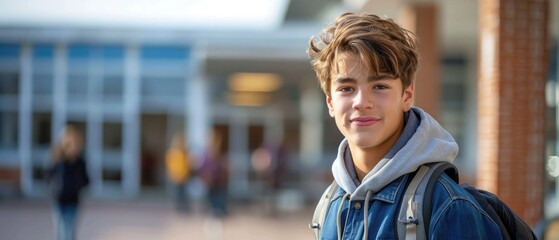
[350,116,380,126]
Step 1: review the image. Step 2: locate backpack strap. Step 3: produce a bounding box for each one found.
[397,162,458,240]
[310,180,338,240]
[421,162,458,237]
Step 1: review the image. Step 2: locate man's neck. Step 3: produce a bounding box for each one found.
[350,147,386,182]
[349,120,405,182]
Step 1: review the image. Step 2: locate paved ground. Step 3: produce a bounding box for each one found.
[0,199,315,240]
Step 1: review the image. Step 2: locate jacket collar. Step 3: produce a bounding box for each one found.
[331,174,409,203]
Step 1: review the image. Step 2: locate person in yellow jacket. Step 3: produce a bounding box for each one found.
[166,132,192,212]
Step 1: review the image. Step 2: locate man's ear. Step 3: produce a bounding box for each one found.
[326,96,335,117]
[402,82,414,111]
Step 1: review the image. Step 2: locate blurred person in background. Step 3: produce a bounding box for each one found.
[199,129,229,218]
[165,132,193,212]
[46,124,89,240]
[262,140,288,193]
[251,140,288,215]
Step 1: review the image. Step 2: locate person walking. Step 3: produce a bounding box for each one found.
[165,132,192,212]
[46,124,89,240]
[199,130,229,218]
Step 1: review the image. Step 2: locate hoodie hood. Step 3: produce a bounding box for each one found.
[331,107,459,200]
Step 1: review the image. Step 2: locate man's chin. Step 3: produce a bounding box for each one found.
[349,138,379,149]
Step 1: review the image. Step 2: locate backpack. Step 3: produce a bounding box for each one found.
[399,162,536,240]
[310,162,537,240]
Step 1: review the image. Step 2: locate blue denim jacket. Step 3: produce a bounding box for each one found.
[320,173,503,240]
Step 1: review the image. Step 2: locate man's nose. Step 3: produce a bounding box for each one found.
[353,89,373,110]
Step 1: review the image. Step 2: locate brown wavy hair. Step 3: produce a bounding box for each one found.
[307,12,419,97]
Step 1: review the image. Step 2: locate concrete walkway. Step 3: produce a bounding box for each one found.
[0,199,314,240]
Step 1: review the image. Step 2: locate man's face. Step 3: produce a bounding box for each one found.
[326,52,414,153]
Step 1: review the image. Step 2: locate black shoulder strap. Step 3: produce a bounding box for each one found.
[397,162,458,240]
[310,180,338,240]
[422,162,458,237]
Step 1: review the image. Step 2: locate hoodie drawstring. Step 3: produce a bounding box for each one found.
[337,193,350,240]
[363,190,372,240]
[336,191,373,240]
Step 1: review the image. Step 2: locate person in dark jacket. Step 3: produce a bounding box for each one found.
[47,124,89,240]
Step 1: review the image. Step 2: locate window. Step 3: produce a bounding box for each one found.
[0,72,19,95]
[0,44,20,73]
[0,44,19,59]
[0,112,18,149]
[32,45,54,96]
[140,46,189,99]
[103,122,122,149]
[102,46,124,99]
[32,112,52,148]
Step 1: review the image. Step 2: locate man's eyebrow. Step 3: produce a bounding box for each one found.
[332,77,356,84]
[368,74,395,81]
[332,75,395,83]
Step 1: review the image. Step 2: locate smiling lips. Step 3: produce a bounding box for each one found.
[350,116,380,126]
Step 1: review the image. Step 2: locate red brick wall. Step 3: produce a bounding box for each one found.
[478,0,548,227]
[400,4,441,120]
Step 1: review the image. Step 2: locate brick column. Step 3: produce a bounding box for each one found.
[400,4,441,120]
[478,0,549,226]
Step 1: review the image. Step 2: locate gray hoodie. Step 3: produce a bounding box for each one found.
[331,107,459,201]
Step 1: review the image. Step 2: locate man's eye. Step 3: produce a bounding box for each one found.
[339,87,353,92]
[373,85,388,90]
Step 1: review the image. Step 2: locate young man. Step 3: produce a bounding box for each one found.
[307,13,502,239]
